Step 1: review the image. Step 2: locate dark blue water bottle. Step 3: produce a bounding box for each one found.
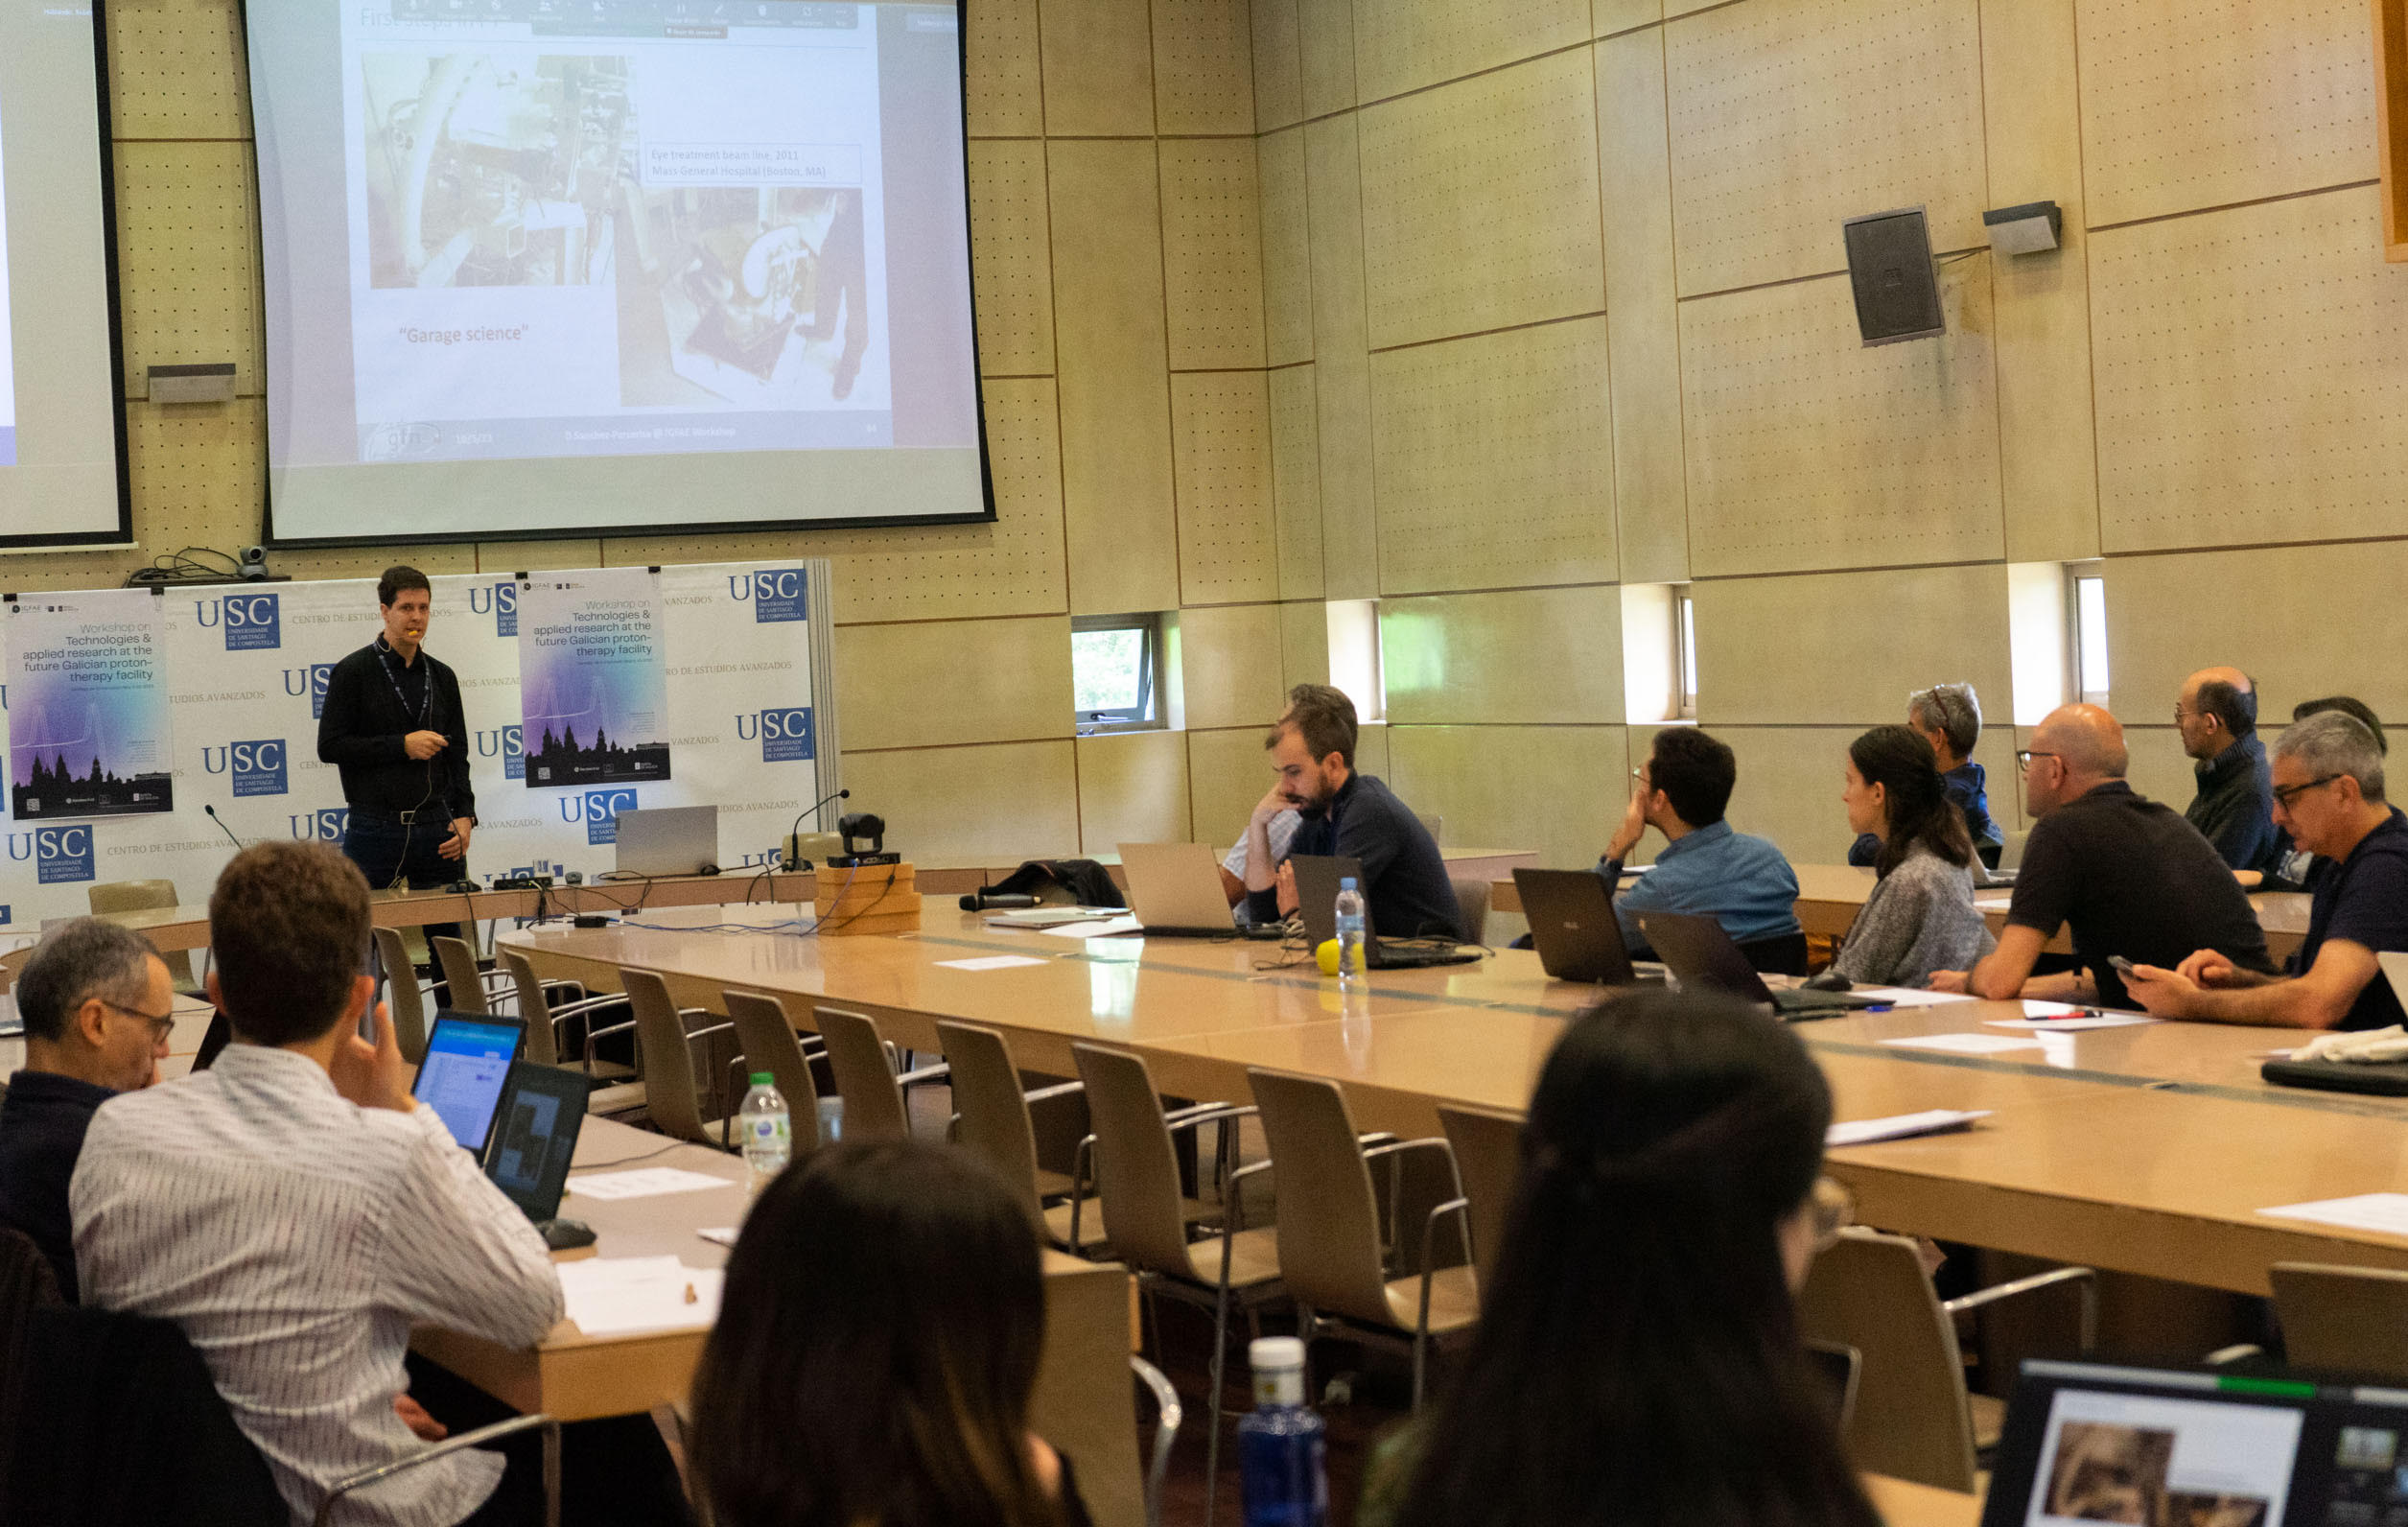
[1238,1336,1327,1527]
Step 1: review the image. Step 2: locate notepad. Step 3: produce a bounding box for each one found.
[1984,1014,2157,1032]
[934,954,1049,972]
[1879,1032,2044,1056]
[2259,1194,2408,1239]
[1858,988,1975,1008]
[567,1166,735,1201]
[1827,1110,1992,1147]
[1039,916,1144,939]
[558,1256,724,1337]
[697,1226,739,1248]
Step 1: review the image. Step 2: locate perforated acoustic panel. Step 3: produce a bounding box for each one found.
[113,142,264,399]
[1258,129,1315,367]
[967,0,1044,135]
[107,0,250,138]
[1153,0,1257,133]
[1268,365,1326,599]
[1252,0,1306,129]
[1171,372,1281,605]
[2077,0,2375,228]
[1664,0,1984,296]
[1355,49,1603,351]
[2092,185,2408,553]
[1370,316,1615,595]
[1679,269,2001,576]
[1160,140,1268,371]
[969,140,1055,377]
[1349,0,1589,104]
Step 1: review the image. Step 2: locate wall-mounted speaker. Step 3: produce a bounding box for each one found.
[1842,207,1944,347]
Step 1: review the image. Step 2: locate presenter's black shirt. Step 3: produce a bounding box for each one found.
[316,641,476,823]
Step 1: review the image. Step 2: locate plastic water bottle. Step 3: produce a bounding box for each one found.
[1238,1336,1326,1527]
[737,1072,790,1192]
[1333,878,1367,990]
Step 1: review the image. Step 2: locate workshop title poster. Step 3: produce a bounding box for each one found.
[7,589,175,822]
[518,567,672,787]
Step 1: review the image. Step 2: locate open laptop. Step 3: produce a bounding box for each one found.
[1291,855,1478,969]
[409,1012,529,1158]
[485,1061,596,1251]
[1636,910,1879,1018]
[1982,1355,2408,1527]
[614,805,718,878]
[1513,868,1661,986]
[1117,841,1282,940]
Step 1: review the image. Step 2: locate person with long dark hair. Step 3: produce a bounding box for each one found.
[1830,724,1996,988]
[690,1140,1093,1527]
[1363,990,1876,1527]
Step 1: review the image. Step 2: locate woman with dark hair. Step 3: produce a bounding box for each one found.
[690,1139,1093,1527]
[1363,990,1876,1527]
[1830,724,1997,988]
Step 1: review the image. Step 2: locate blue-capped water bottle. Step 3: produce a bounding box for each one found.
[1333,878,1367,991]
[1238,1336,1326,1527]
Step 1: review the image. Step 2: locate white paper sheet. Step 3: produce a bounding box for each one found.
[2259,1193,2408,1239]
[1879,1032,2044,1055]
[1039,917,1144,939]
[934,954,1050,972]
[1984,1014,2159,1032]
[697,1226,739,1247]
[567,1166,736,1201]
[1827,1109,1992,1147]
[557,1256,725,1336]
[1857,988,1975,1007]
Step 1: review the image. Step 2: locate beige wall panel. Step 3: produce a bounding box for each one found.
[1354,720,1391,778]
[1679,267,2002,576]
[601,379,1067,623]
[1355,52,1604,349]
[1048,142,1181,615]
[1368,317,1616,595]
[1154,0,1258,133]
[1258,130,1315,368]
[1161,141,1268,370]
[836,617,1074,751]
[1707,726,1878,867]
[1179,602,1290,730]
[967,0,1046,136]
[1387,724,1626,869]
[476,541,602,576]
[2102,542,2408,727]
[2121,728,2205,824]
[1189,726,1274,847]
[1171,373,1281,605]
[113,143,263,398]
[1664,0,1986,295]
[277,546,480,583]
[1279,600,1331,691]
[969,141,1055,377]
[1297,0,1357,117]
[1350,0,1589,104]
[1303,118,1379,600]
[845,740,1082,862]
[1077,730,1194,852]
[1253,0,1306,129]
[1596,0,1661,34]
[2076,0,2375,228]
[1692,565,2012,726]
[1040,0,1157,135]
[108,0,248,138]
[1598,31,1689,584]
[2092,187,2408,553]
[126,398,263,565]
[1267,366,1326,599]
[1383,585,1623,726]
[1982,0,2098,563]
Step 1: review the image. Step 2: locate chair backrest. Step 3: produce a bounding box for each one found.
[1414,813,1444,846]
[85,881,195,987]
[430,936,486,1016]
[814,1006,911,1141]
[496,950,557,1067]
[1071,1044,1202,1281]
[0,1224,58,1496]
[1435,1103,1521,1294]
[1794,1227,1977,1492]
[724,991,820,1143]
[1447,876,1489,945]
[1247,1067,1394,1329]
[936,1021,1043,1219]
[2272,1261,2408,1377]
[621,969,712,1146]
[371,926,430,1065]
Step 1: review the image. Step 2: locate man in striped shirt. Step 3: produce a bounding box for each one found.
[71,841,564,1527]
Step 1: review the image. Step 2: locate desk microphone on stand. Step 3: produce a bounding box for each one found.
[783,787,850,870]
[202,804,245,854]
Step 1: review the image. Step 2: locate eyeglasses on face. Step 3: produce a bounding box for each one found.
[2014,750,2063,773]
[100,999,175,1045]
[2271,773,2343,810]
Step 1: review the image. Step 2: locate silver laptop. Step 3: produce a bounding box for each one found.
[614,805,718,878]
[1118,841,1274,938]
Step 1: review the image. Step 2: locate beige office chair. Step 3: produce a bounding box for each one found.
[1798,1227,2096,1492]
[1448,876,1490,945]
[429,936,513,1016]
[1414,813,1444,847]
[938,1020,1108,1253]
[1247,1068,1479,1408]
[1435,1102,1522,1294]
[620,969,737,1149]
[722,991,826,1150]
[2272,1262,2408,1376]
[371,927,438,1065]
[496,950,644,1115]
[814,1005,948,1141]
[85,881,197,989]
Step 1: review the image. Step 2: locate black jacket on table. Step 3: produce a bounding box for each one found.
[315,641,477,823]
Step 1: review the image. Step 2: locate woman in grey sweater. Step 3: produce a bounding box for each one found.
[1832,726,1996,988]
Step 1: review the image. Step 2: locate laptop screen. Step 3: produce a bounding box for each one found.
[487,1063,588,1221]
[411,1015,526,1156]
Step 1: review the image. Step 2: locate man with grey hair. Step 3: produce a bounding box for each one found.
[1849,683,2002,868]
[0,917,172,1299]
[2128,711,2408,1031]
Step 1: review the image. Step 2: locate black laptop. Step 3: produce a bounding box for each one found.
[485,1061,596,1250]
[1290,856,1479,970]
[1513,868,1662,986]
[1636,910,1879,1018]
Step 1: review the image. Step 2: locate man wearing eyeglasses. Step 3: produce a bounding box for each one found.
[2175,666,2280,877]
[1930,704,2273,1008]
[2125,711,2408,1031]
[0,917,173,1301]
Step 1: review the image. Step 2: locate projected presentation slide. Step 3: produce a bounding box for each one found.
[249,0,989,543]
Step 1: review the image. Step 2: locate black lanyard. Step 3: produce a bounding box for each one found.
[373,639,433,730]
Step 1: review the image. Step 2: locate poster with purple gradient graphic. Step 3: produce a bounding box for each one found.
[518,568,672,788]
[7,588,173,821]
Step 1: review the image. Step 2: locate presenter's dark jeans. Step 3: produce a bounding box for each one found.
[343,811,465,1003]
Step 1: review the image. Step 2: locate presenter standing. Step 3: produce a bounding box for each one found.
[316,567,475,962]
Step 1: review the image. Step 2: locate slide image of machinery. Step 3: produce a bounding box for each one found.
[362,54,633,290]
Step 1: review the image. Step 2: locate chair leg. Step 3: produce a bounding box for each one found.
[1412,1326,1428,1412]
[1205,1283,1232,1527]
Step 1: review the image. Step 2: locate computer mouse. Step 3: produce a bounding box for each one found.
[1803,969,1853,993]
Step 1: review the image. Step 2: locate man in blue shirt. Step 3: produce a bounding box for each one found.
[1848,683,2001,869]
[1599,728,1801,953]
